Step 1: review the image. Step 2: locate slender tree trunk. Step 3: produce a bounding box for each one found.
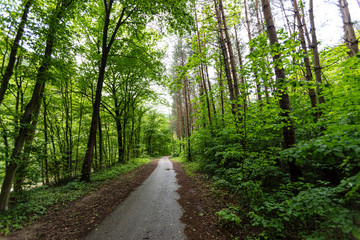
[339,0,359,56]
[194,8,212,126]
[43,97,49,185]
[217,55,225,118]
[219,0,240,99]
[75,99,83,174]
[0,0,32,105]
[0,2,66,210]
[214,0,237,115]
[292,0,318,120]
[244,0,262,101]
[115,114,123,163]
[279,0,293,36]
[183,77,191,160]
[309,0,325,105]
[81,3,134,181]
[98,114,103,168]
[261,0,302,182]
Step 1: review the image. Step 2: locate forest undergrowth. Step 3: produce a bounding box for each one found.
[0,158,151,235]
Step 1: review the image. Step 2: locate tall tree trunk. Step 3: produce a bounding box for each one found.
[75,99,83,174]
[98,114,103,168]
[81,3,134,182]
[292,0,318,120]
[244,0,262,101]
[43,97,49,185]
[194,8,212,126]
[279,0,293,36]
[183,77,191,160]
[115,114,123,163]
[0,0,32,105]
[214,0,237,115]
[217,55,225,118]
[0,1,67,210]
[339,0,359,56]
[261,0,302,182]
[309,0,325,105]
[219,0,240,99]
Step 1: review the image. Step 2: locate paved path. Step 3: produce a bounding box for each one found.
[85,156,185,240]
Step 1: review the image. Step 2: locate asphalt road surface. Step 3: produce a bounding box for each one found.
[85,156,185,240]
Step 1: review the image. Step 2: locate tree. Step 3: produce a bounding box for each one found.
[339,0,359,57]
[81,0,193,182]
[309,0,325,106]
[0,0,74,211]
[80,1,138,182]
[261,0,302,182]
[292,0,318,120]
[0,0,33,106]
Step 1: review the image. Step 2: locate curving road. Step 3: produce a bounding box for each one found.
[85,156,185,240]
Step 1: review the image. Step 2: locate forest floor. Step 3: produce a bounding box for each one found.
[3,157,241,240]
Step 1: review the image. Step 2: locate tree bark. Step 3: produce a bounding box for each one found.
[244,0,262,101]
[81,3,133,182]
[309,0,325,105]
[194,7,212,126]
[214,0,237,115]
[339,0,359,56]
[98,114,103,168]
[43,97,49,185]
[219,0,240,98]
[261,0,302,182]
[292,0,318,120]
[0,1,65,210]
[0,0,33,106]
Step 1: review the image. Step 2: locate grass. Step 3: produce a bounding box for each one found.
[0,158,152,235]
[171,156,201,177]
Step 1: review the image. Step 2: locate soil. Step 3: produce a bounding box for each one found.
[3,158,244,240]
[3,160,158,240]
[172,161,244,240]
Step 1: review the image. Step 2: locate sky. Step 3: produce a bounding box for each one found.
[155,0,360,114]
[301,0,360,48]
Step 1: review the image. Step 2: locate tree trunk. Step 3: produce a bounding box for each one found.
[244,0,262,101]
[279,0,293,36]
[0,0,32,105]
[0,1,66,210]
[219,0,240,98]
[115,114,124,163]
[98,114,103,168]
[292,0,318,120]
[261,0,302,182]
[183,77,191,160]
[194,8,212,126]
[43,97,49,185]
[339,0,359,56]
[81,3,133,182]
[309,0,325,105]
[214,0,237,115]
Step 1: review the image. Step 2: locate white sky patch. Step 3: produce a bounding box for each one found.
[153,0,360,114]
[313,0,360,48]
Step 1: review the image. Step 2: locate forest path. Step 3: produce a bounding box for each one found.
[85,156,185,240]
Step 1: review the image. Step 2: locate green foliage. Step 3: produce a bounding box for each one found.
[174,27,360,238]
[216,206,242,226]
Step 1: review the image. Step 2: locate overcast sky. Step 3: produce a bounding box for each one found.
[157,0,360,114]
[299,0,360,47]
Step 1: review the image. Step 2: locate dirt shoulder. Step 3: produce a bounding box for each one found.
[172,160,243,240]
[3,160,158,240]
[3,158,242,240]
